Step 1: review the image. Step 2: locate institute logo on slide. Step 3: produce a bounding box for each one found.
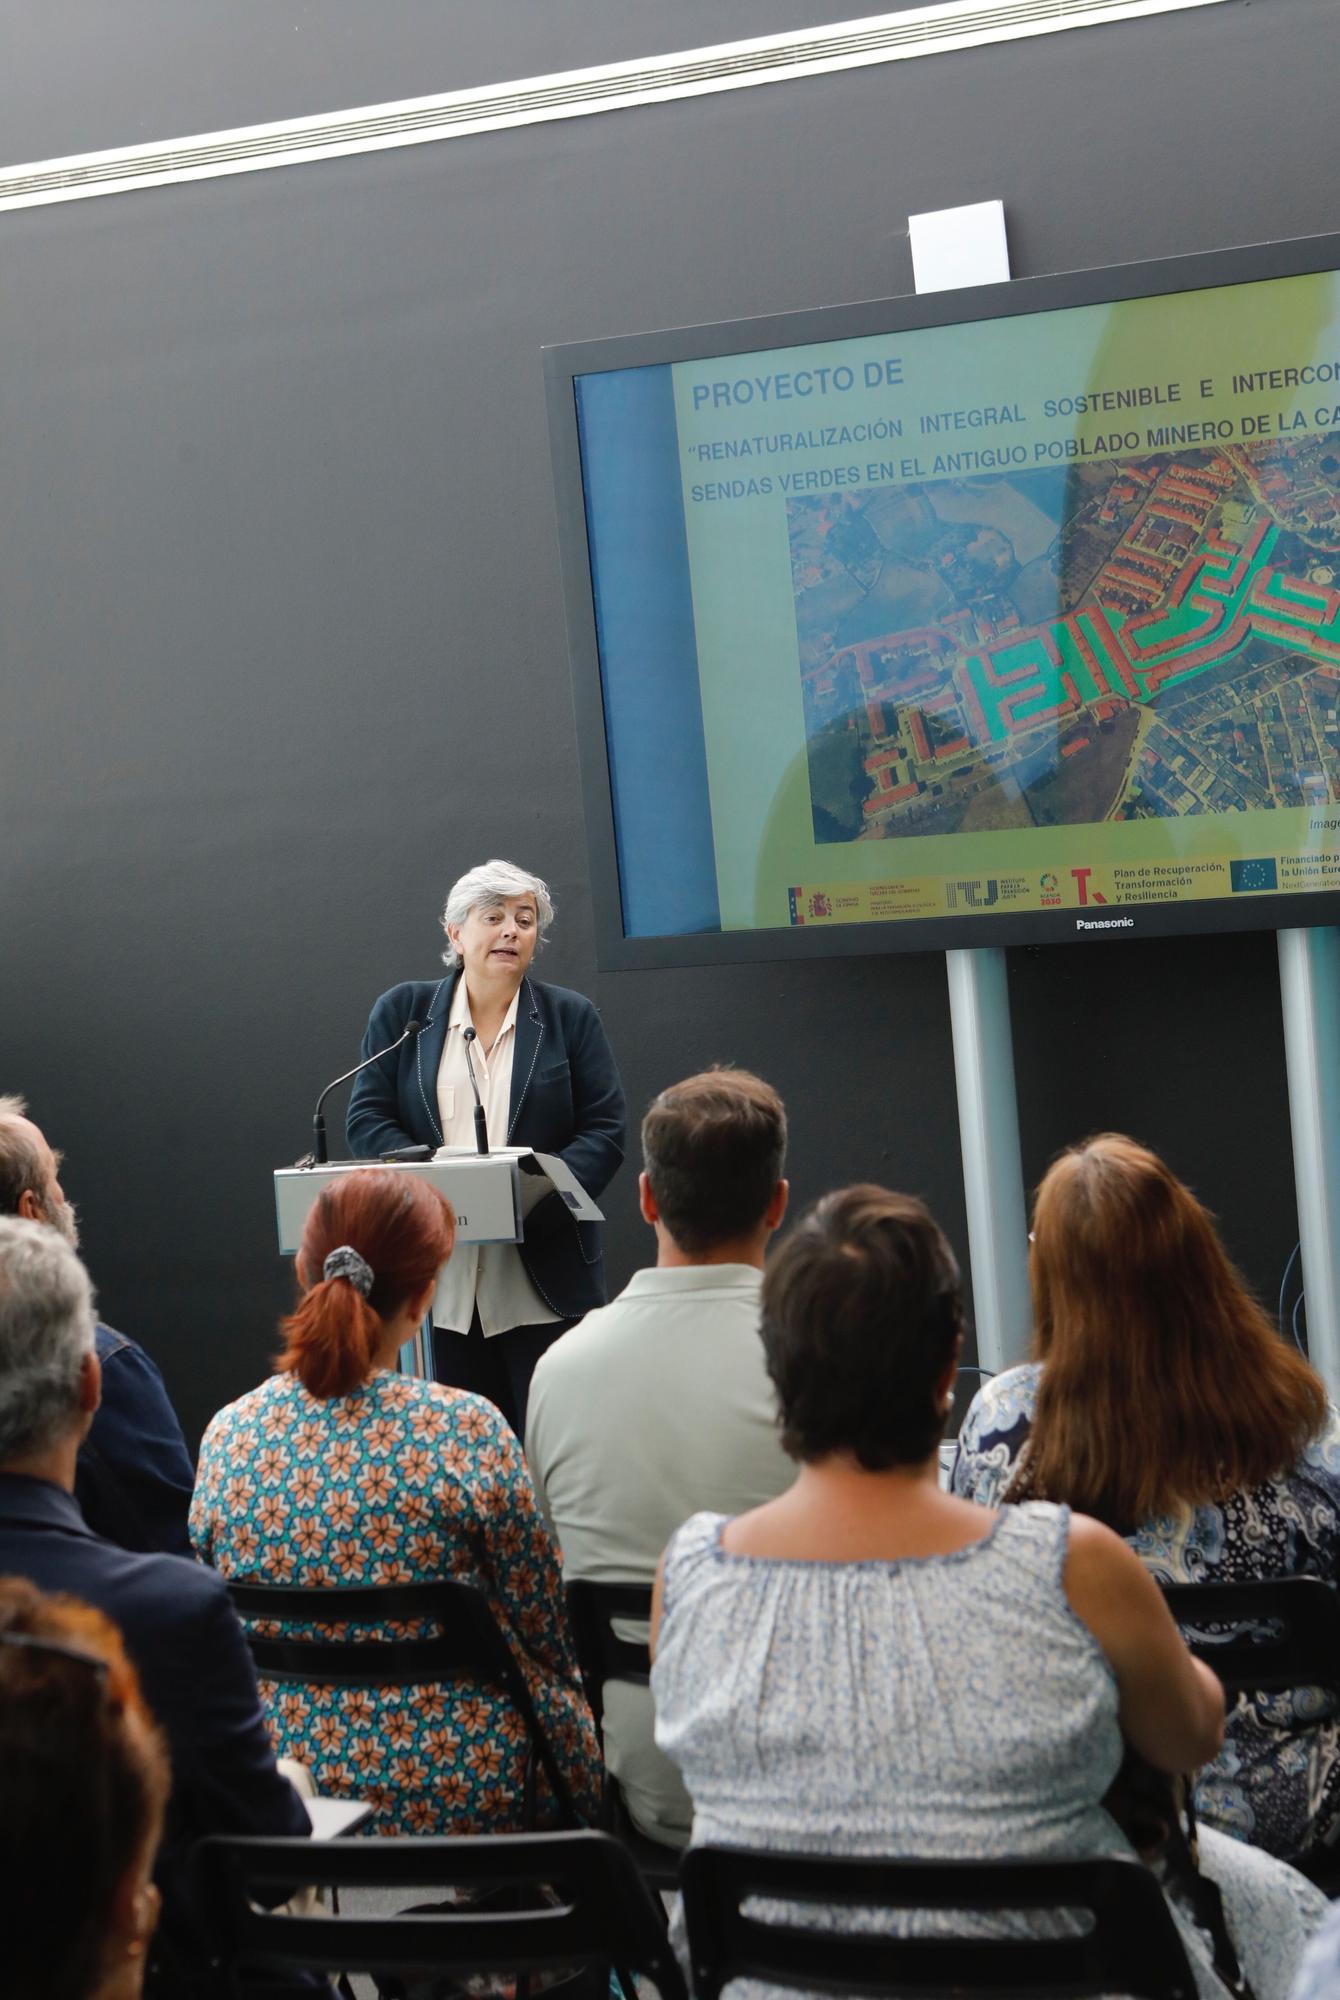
[944,880,999,911]
[1230,858,1279,894]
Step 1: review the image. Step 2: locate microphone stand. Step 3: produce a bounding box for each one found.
[305,1020,421,1166]
[462,1027,490,1155]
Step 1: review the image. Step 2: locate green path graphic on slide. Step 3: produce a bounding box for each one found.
[956,519,1338,745]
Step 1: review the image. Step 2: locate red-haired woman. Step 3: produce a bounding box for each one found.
[0,1576,170,2000]
[190,1168,600,1836]
[952,1133,1340,1865]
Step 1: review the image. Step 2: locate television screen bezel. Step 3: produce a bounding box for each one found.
[543,231,1340,970]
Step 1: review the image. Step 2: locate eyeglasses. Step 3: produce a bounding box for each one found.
[0,1629,109,1678]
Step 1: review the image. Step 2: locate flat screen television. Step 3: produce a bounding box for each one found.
[544,235,1340,966]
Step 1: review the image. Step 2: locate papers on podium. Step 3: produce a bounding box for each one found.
[431,1144,603,1221]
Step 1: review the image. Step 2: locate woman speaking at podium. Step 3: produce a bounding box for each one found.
[347,858,626,1436]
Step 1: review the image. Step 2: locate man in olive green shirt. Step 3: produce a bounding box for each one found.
[526,1068,795,1848]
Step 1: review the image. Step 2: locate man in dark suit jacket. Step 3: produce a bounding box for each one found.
[0,1214,313,1994]
[0,1093,196,1554]
[80,1322,197,1555]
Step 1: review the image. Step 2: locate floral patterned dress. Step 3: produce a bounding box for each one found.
[951,1362,1340,1863]
[190,1369,601,1836]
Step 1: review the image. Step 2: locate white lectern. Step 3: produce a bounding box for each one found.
[273,1149,604,1377]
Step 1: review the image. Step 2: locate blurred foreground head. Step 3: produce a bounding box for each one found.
[0,1576,169,2000]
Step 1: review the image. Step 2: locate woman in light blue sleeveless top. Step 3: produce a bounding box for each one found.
[650,1185,1323,2000]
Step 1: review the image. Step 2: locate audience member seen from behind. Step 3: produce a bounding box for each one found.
[650,1185,1325,2000]
[0,1576,169,2000]
[0,1094,195,1555]
[527,1067,796,1849]
[952,1133,1340,1866]
[0,1216,313,1994]
[192,1167,601,1835]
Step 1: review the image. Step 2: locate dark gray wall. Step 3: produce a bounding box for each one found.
[4,0,946,161]
[2,0,1328,1443]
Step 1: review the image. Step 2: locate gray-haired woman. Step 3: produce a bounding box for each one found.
[347,859,626,1434]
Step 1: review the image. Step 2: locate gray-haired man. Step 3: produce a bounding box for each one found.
[0,1216,314,1989]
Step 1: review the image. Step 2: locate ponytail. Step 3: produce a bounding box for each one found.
[274,1169,455,1401]
[278,1276,382,1399]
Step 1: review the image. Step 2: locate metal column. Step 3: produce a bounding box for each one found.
[1278,927,1340,1396]
[912,203,1031,1373]
[945,949,1033,1372]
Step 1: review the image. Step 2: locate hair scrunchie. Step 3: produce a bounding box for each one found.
[322,1245,374,1297]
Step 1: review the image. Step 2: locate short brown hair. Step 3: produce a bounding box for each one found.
[277,1169,456,1398]
[761,1184,963,1469]
[641,1068,786,1254]
[0,1577,170,2000]
[1010,1134,1328,1527]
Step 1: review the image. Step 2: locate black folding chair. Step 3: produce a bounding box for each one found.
[564,1577,680,1894]
[680,1846,1198,2000]
[194,1828,688,2000]
[1161,1574,1340,1890]
[1160,1576,1340,1692]
[227,1577,580,1828]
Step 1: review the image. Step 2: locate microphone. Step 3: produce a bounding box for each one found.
[461,1027,490,1156]
[308,1020,422,1166]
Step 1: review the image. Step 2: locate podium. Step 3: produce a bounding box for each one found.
[273,1149,604,1377]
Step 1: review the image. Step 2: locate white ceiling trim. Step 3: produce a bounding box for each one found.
[0,0,1229,212]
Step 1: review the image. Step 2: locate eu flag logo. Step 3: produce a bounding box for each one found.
[1230,858,1278,893]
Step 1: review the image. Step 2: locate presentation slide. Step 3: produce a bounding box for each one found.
[573,269,1340,940]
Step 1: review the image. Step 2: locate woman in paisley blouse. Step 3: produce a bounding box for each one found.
[190,1169,600,1836]
[952,1132,1340,1866]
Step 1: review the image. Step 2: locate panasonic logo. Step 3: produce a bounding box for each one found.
[1076,917,1135,931]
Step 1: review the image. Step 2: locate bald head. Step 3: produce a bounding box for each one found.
[0,1099,79,1249]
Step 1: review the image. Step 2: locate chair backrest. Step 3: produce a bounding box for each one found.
[679,1846,1197,2000]
[194,1828,688,2000]
[563,1578,653,1738]
[1160,1576,1340,1693]
[225,1576,579,1825]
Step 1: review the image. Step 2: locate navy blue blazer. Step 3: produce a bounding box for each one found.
[75,1322,196,1556]
[346,973,626,1320]
[0,1475,311,1976]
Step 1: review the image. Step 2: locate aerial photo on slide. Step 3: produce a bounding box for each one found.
[791,437,1340,844]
